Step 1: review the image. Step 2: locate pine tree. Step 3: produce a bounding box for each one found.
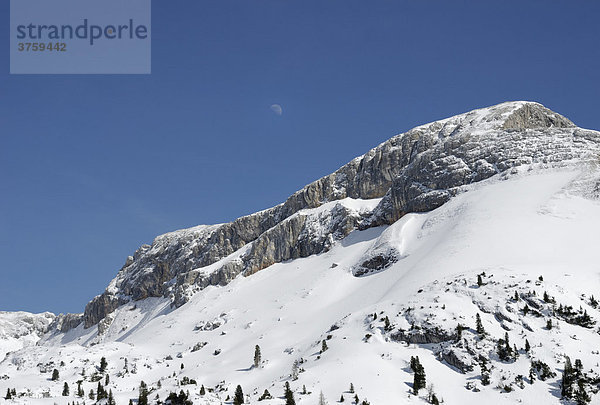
[52,368,60,381]
[76,380,84,397]
[97,381,108,400]
[384,316,391,331]
[200,385,206,395]
[284,382,296,405]
[108,390,116,405]
[455,323,464,341]
[233,385,244,405]
[129,399,133,405]
[138,381,149,405]
[291,360,299,380]
[525,339,531,353]
[89,389,95,400]
[480,359,490,385]
[574,359,583,379]
[477,274,483,286]
[259,389,273,400]
[105,373,110,385]
[5,388,11,400]
[496,333,513,361]
[254,345,262,368]
[546,319,553,330]
[318,391,327,405]
[514,291,519,301]
[100,356,108,372]
[349,383,355,393]
[574,379,591,405]
[529,365,536,383]
[475,313,485,336]
[63,382,70,396]
[561,357,575,399]
[321,340,328,353]
[411,356,426,394]
[340,394,345,402]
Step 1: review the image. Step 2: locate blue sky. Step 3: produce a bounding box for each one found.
[1,0,599,314]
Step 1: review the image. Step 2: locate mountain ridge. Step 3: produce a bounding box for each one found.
[77,101,599,332]
[2,101,600,405]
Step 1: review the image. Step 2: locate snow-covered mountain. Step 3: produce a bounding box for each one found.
[2,101,600,405]
[0,312,55,359]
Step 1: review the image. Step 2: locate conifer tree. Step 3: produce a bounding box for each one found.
[321,340,328,353]
[477,274,483,286]
[475,313,485,336]
[138,381,149,405]
[89,389,95,400]
[574,359,583,378]
[52,368,60,381]
[5,388,11,400]
[411,356,426,394]
[100,356,108,372]
[259,389,273,400]
[340,394,345,402]
[384,316,391,331]
[546,319,553,330]
[254,345,262,368]
[455,324,464,341]
[233,385,244,405]
[480,359,490,385]
[561,357,575,399]
[284,382,296,405]
[318,391,327,405]
[63,382,70,396]
[76,380,84,397]
[525,339,531,353]
[574,379,591,405]
[200,385,206,395]
[349,383,355,393]
[108,390,116,405]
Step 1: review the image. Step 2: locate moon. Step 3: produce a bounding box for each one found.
[270,104,283,116]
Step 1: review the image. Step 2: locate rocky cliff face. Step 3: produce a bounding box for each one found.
[82,101,600,330]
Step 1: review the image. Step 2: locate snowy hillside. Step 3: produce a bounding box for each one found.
[1,102,600,404]
[2,167,600,404]
[0,312,54,359]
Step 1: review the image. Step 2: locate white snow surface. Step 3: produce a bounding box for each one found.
[2,167,600,404]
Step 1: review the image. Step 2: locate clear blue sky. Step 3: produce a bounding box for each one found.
[1,1,599,314]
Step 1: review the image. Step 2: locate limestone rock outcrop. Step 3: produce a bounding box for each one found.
[80,101,600,330]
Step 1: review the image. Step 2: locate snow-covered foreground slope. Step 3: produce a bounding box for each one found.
[2,167,600,404]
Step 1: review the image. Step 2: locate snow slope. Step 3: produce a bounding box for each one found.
[0,312,54,360]
[2,166,600,404]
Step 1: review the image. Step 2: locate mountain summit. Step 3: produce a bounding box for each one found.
[2,102,600,405]
[79,102,599,329]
